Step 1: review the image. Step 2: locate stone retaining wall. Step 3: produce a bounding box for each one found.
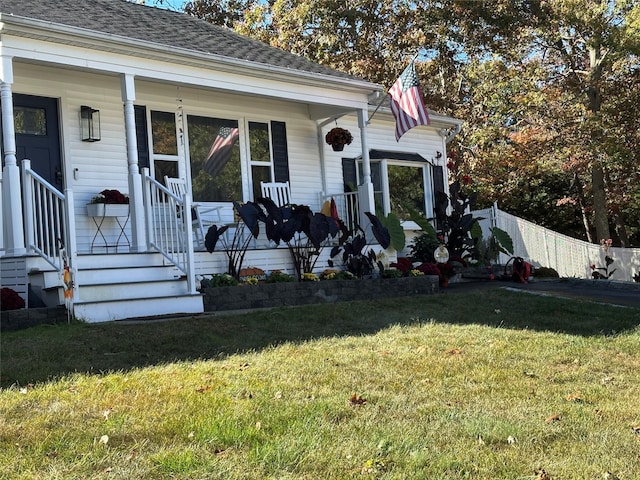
[202,275,440,312]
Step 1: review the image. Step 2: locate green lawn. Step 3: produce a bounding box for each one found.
[1,287,639,479]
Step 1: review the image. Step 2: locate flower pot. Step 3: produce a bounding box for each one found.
[331,143,345,152]
[87,203,129,217]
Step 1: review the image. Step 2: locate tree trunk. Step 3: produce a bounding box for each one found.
[591,163,610,242]
[573,173,593,243]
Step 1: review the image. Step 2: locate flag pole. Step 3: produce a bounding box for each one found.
[367,50,422,125]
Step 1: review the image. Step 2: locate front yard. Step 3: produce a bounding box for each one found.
[1,287,639,479]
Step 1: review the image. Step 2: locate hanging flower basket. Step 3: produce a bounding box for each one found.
[325,127,353,151]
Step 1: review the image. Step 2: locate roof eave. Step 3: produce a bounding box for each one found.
[0,13,383,95]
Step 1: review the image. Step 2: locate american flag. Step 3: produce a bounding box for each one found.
[203,126,239,177]
[389,61,430,141]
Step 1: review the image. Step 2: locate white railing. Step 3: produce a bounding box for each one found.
[319,191,359,232]
[142,168,196,293]
[22,159,77,275]
[473,204,640,281]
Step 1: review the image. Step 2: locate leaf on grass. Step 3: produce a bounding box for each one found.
[98,435,109,445]
[566,393,584,403]
[507,436,516,445]
[545,414,561,423]
[603,472,620,480]
[446,348,463,355]
[103,409,111,420]
[196,385,213,393]
[631,425,640,436]
[274,391,283,399]
[477,435,485,445]
[238,363,251,371]
[494,309,501,314]
[534,468,552,480]
[349,393,367,406]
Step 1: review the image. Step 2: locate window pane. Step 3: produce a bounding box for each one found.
[154,160,178,184]
[188,115,241,202]
[151,111,177,155]
[249,122,270,162]
[251,164,271,200]
[388,164,425,220]
[14,107,46,135]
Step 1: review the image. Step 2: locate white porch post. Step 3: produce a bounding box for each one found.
[121,73,147,252]
[357,108,375,231]
[1,54,26,255]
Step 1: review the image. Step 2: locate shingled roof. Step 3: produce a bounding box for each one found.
[0,0,366,83]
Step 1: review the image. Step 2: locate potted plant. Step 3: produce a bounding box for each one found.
[325,127,353,151]
[87,189,130,217]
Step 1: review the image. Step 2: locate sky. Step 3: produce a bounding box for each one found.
[144,0,186,11]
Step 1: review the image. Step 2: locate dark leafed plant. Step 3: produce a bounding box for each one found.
[258,197,340,280]
[205,201,264,280]
[328,211,390,279]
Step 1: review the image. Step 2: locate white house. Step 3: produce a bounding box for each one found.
[0,0,461,322]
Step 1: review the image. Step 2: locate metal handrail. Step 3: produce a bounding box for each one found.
[142,168,196,293]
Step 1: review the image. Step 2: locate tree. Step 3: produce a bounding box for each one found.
[182,0,640,246]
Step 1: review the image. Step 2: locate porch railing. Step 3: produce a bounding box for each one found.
[319,191,359,232]
[22,159,77,275]
[142,169,196,293]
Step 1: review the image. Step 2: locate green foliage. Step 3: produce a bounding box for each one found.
[490,226,514,256]
[533,266,559,278]
[266,270,295,283]
[382,268,403,279]
[200,273,238,288]
[376,210,406,252]
[409,232,440,263]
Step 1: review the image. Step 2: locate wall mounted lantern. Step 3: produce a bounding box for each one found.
[81,105,101,142]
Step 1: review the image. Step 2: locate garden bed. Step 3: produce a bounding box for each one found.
[201,275,440,312]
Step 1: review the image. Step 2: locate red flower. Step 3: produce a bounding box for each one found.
[447,161,455,170]
[461,174,472,185]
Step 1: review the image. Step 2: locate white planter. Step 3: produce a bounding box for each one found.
[87,203,129,217]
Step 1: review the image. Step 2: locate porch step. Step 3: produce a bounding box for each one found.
[26,252,204,323]
[73,294,203,324]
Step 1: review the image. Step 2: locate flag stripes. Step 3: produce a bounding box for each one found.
[389,61,430,141]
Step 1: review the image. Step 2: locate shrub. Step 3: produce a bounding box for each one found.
[416,262,440,276]
[200,274,238,288]
[533,266,559,278]
[382,269,403,279]
[1,287,25,310]
[409,233,441,263]
[266,270,295,283]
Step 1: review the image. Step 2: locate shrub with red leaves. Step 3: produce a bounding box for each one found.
[417,262,441,276]
[390,257,413,274]
[1,287,25,310]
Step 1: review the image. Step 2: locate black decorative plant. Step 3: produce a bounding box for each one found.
[258,197,341,280]
[328,212,391,279]
[204,201,265,280]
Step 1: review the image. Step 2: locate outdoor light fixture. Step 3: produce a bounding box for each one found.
[81,105,101,142]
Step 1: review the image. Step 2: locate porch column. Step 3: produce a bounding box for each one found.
[0,55,26,255]
[121,73,147,252]
[357,108,375,230]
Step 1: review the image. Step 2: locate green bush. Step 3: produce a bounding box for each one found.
[382,269,403,279]
[266,270,295,283]
[200,274,238,288]
[533,266,560,278]
[409,233,441,263]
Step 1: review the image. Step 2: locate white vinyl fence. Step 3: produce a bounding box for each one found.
[473,204,640,282]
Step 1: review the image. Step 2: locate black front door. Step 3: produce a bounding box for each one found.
[12,94,63,191]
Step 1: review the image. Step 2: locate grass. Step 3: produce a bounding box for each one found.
[1,285,640,479]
